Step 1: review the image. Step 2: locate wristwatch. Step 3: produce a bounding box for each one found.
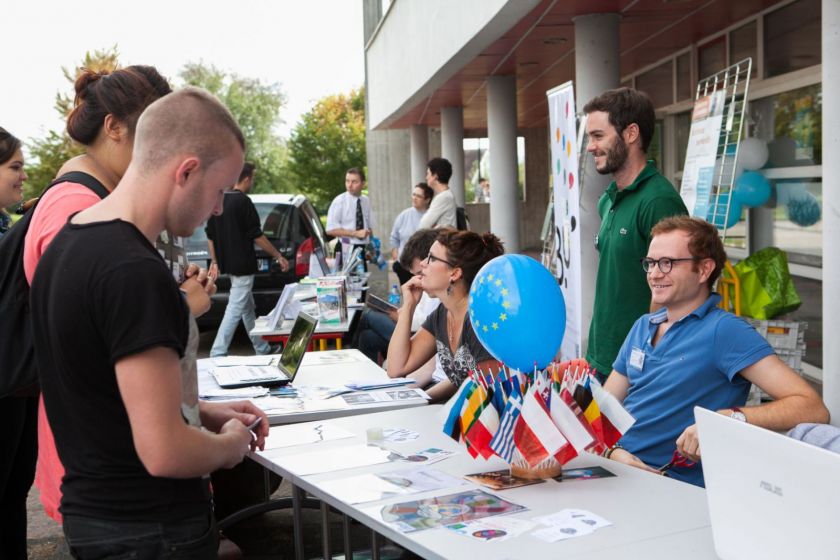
[729,407,747,423]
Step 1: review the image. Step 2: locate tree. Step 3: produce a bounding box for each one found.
[286,88,366,211]
[179,63,290,194]
[24,47,119,198]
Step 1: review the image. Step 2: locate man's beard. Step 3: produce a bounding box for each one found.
[595,135,628,175]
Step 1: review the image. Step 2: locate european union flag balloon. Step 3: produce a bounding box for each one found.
[468,255,565,371]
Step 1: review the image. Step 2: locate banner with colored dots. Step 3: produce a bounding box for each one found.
[547,81,582,361]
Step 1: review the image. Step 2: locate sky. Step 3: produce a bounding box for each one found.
[3,0,366,152]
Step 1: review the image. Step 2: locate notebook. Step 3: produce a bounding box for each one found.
[695,406,840,559]
[212,311,317,389]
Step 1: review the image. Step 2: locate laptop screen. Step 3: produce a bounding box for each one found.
[313,246,331,276]
[279,312,318,381]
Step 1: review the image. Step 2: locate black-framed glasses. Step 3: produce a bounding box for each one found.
[425,252,455,267]
[640,256,702,274]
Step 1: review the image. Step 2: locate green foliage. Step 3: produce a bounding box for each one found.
[179,63,291,194]
[23,47,119,199]
[287,88,366,211]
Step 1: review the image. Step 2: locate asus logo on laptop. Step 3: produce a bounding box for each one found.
[759,480,783,497]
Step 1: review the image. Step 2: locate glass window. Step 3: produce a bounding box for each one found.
[729,21,757,69]
[764,0,821,78]
[648,120,663,173]
[769,178,822,266]
[463,137,526,203]
[675,111,692,172]
[636,61,673,108]
[698,37,726,79]
[676,53,693,102]
[787,275,822,369]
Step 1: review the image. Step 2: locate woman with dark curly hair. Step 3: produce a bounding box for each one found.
[387,228,504,401]
[0,128,26,238]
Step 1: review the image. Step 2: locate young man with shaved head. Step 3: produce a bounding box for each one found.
[30,87,269,558]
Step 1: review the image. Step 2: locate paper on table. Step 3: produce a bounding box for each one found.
[445,517,536,542]
[342,388,428,406]
[281,444,396,475]
[303,350,364,365]
[211,356,276,367]
[199,386,270,400]
[250,396,350,415]
[262,423,355,450]
[319,468,468,504]
[531,509,612,542]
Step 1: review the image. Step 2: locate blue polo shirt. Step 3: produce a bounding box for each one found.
[613,293,774,487]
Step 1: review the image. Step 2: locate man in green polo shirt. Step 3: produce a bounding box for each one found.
[583,88,688,380]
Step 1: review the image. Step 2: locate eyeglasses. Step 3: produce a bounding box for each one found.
[658,450,697,476]
[640,256,702,274]
[425,252,455,267]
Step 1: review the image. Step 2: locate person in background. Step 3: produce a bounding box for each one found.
[0,127,30,559]
[419,157,457,230]
[583,87,688,382]
[390,182,432,285]
[326,167,376,271]
[602,216,828,487]
[358,228,440,364]
[205,162,289,357]
[474,178,490,203]
[387,228,504,401]
[22,66,175,527]
[31,86,269,559]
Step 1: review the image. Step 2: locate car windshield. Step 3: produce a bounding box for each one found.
[185,202,295,247]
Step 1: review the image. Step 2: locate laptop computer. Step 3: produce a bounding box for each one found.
[212,311,318,388]
[695,406,840,559]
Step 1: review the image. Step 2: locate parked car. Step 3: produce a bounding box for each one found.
[185,193,329,331]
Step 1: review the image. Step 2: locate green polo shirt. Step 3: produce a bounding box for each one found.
[585,162,687,375]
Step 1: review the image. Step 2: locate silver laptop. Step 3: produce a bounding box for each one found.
[695,406,840,559]
[212,312,317,388]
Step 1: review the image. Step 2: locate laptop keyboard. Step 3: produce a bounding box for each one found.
[212,365,287,387]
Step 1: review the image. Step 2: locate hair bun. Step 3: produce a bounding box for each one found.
[481,232,505,256]
[73,68,110,101]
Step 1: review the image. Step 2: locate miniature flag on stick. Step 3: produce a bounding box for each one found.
[549,385,595,453]
[514,385,572,467]
[489,390,523,463]
[441,379,475,441]
[589,375,635,446]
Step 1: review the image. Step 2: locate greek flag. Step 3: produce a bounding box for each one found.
[488,392,523,463]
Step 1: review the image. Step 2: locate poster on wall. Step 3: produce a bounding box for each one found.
[680,90,727,217]
[546,81,582,360]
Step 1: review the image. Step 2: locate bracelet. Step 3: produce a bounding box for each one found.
[603,443,623,459]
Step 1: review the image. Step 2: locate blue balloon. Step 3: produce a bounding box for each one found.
[733,171,771,207]
[468,255,565,371]
[706,193,742,230]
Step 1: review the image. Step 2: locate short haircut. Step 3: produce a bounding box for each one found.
[132,87,245,172]
[583,87,656,152]
[239,162,256,182]
[427,157,452,184]
[399,228,438,270]
[0,127,21,165]
[414,182,433,200]
[346,167,365,182]
[66,65,172,146]
[651,216,727,290]
[435,228,504,288]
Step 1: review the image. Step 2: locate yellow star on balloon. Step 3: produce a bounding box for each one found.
[501,288,508,296]
[487,274,494,281]
[482,325,489,333]
[500,313,507,321]
[474,319,480,327]
[479,276,485,284]
[492,322,499,330]
[494,279,502,287]
[502,301,510,309]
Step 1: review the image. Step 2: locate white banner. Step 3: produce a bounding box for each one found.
[547,82,582,360]
[680,90,726,217]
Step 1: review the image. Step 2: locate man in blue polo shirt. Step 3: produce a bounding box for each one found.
[602,216,828,487]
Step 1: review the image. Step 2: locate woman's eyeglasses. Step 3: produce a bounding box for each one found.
[425,252,455,267]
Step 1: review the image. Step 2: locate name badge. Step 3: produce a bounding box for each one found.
[629,347,645,370]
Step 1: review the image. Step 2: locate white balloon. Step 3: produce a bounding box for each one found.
[738,137,769,170]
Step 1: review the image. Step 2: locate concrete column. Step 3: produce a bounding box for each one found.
[573,13,621,358]
[441,106,466,206]
[822,0,839,422]
[487,74,520,252]
[410,124,429,186]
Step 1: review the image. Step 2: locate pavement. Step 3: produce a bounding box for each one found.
[24,264,411,559]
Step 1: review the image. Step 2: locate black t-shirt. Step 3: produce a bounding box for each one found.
[421,305,493,388]
[205,190,263,275]
[30,219,209,522]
